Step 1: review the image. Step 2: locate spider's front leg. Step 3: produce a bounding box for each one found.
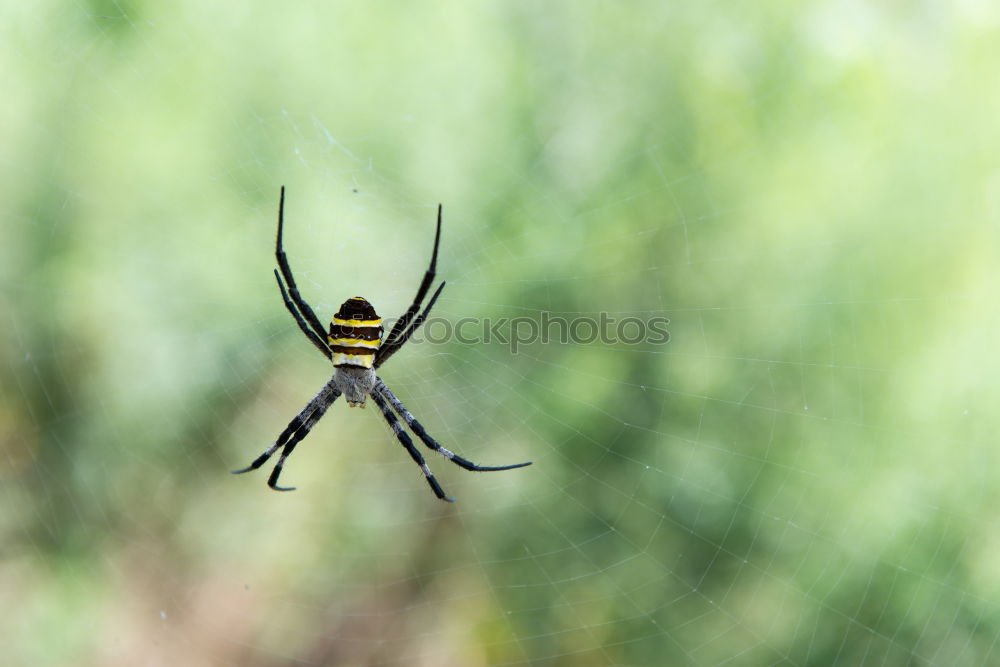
[232,377,341,491]
[369,388,454,502]
[374,379,532,473]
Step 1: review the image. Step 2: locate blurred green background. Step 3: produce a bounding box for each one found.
[3,1,1000,665]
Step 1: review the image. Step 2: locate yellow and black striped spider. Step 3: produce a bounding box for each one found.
[232,187,531,501]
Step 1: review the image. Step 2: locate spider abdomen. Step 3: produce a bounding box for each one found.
[328,297,383,370]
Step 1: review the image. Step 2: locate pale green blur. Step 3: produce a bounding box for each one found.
[2,1,1000,665]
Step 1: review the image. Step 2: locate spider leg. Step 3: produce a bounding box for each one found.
[266,389,339,491]
[374,280,445,368]
[369,388,454,502]
[376,204,442,365]
[374,379,532,471]
[275,269,332,359]
[232,377,341,490]
[274,186,329,343]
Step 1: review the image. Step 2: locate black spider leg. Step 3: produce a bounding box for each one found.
[374,280,445,369]
[274,186,330,349]
[265,387,340,491]
[232,377,341,490]
[275,269,331,360]
[374,379,532,472]
[369,387,454,502]
[375,204,444,367]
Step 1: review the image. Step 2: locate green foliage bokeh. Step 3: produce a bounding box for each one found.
[2,2,999,665]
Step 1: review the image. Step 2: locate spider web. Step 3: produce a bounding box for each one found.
[4,1,1000,665]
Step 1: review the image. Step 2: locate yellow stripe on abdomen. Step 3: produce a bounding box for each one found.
[327,337,380,349]
[332,350,376,369]
[331,317,382,327]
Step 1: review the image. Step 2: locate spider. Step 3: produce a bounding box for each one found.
[232,187,532,501]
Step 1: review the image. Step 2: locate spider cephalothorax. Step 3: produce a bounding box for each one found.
[232,187,531,501]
